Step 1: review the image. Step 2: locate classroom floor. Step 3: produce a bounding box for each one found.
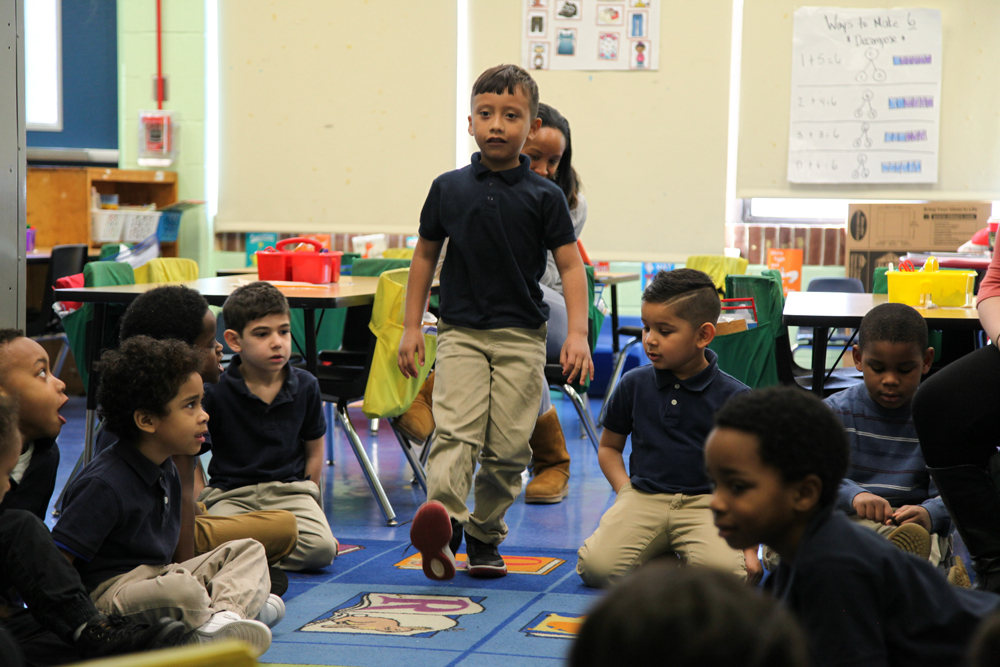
[46,393,616,667]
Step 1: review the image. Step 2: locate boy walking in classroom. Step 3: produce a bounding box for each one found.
[706,387,999,667]
[199,282,337,571]
[825,302,952,566]
[52,337,276,656]
[400,64,593,579]
[576,269,753,588]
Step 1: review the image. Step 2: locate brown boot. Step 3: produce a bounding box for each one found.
[525,408,570,504]
[395,371,435,442]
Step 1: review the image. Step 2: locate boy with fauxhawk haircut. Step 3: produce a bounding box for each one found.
[576,269,752,588]
[706,386,999,667]
[200,281,337,572]
[403,64,593,580]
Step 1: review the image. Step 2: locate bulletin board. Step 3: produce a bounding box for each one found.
[737,0,1000,200]
[521,0,661,71]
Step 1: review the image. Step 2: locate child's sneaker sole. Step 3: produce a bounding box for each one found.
[948,556,972,588]
[195,619,272,657]
[887,523,932,560]
[410,501,456,581]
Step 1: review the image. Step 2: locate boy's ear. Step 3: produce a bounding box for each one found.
[134,409,157,435]
[223,329,242,353]
[528,116,542,138]
[791,473,823,513]
[696,322,716,349]
[852,345,863,372]
[468,115,474,137]
[922,347,935,374]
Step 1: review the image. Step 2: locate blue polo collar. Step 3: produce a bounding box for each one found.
[112,438,167,487]
[223,354,298,408]
[653,348,720,392]
[470,152,531,184]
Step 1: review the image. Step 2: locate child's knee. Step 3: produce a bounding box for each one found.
[294,531,338,570]
[576,546,617,589]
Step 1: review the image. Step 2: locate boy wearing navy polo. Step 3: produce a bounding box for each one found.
[402,64,593,579]
[199,282,337,572]
[576,269,752,588]
[52,337,275,656]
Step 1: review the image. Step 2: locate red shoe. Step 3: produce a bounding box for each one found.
[410,501,457,581]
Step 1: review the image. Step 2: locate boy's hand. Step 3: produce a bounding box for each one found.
[743,547,763,585]
[889,505,932,532]
[560,332,594,385]
[398,327,426,379]
[853,492,892,524]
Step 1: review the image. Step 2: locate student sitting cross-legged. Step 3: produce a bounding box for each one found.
[51,337,276,656]
[576,269,753,588]
[199,282,337,571]
[825,302,955,568]
[705,386,1000,667]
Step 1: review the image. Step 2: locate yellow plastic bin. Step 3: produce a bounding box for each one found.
[887,267,976,307]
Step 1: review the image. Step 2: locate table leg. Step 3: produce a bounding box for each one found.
[610,284,620,355]
[811,327,829,397]
[84,303,107,465]
[304,308,318,376]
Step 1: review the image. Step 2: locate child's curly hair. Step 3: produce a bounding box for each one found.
[97,336,203,440]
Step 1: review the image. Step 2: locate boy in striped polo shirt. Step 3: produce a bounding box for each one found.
[825,302,949,565]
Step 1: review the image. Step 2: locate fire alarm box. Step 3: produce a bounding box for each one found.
[138,110,179,167]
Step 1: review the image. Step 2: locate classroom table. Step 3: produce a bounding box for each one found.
[595,272,641,354]
[216,267,258,277]
[782,291,982,395]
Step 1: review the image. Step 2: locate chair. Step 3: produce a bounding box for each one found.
[685,255,749,295]
[145,257,199,282]
[791,277,865,366]
[26,244,89,376]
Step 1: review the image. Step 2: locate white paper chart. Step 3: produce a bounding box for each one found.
[787,7,942,184]
[521,0,660,72]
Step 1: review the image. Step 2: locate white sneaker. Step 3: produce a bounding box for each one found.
[256,594,285,628]
[194,611,271,657]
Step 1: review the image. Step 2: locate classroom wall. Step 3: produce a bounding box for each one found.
[466,0,734,262]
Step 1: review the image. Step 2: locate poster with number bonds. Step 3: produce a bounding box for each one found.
[522,0,660,72]
[788,7,942,184]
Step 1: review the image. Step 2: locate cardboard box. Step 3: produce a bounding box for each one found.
[715,319,748,337]
[845,202,991,291]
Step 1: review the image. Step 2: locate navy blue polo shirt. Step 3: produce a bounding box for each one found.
[202,355,326,491]
[51,440,181,591]
[602,349,750,494]
[768,508,1000,666]
[419,152,576,330]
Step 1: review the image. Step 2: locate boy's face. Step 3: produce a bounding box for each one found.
[640,300,713,378]
[143,372,209,456]
[225,313,292,375]
[705,427,815,552]
[468,87,541,171]
[852,341,933,410]
[0,337,67,441]
[195,308,225,384]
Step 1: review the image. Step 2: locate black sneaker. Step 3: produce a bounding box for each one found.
[76,614,186,658]
[269,566,289,597]
[464,531,507,578]
[450,518,463,557]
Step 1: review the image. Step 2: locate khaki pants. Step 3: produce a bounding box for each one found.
[577,483,745,588]
[428,322,547,545]
[199,480,337,571]
[194,504,299,566]
[90,539,269,631]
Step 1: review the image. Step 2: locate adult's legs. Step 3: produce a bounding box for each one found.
[913,344,1000,590]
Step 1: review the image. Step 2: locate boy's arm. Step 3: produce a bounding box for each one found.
[598,428,630,492]
[837,478,866,514]
[58,548,75,565]
[172,455,197,563]
[398,236,443,379]
[551,242,594,384]
[304,437,325,488]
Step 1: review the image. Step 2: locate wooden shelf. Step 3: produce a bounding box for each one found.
[27,167,179,257]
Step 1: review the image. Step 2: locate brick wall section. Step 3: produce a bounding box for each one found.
[725,223,846,266]
[215,232,411,253]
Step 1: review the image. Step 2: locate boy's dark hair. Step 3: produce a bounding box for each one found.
[0,329,24,382]
[537,102,581,209]
[642,269,721,328]
[97,336,202,441]
[858,302,928,352]
[471,64,540,119]
[120,286,210,345]
[0,395,19,457]
[715,386,849,509]
[569,563,808,667]
[222,281,290,338]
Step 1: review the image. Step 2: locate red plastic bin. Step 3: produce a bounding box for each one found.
[256,238,342,284]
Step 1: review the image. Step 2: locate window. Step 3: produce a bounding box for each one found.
[25,0,62,132]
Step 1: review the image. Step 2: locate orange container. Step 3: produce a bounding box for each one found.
[255,238,342,283]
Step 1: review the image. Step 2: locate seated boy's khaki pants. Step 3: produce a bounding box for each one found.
[427,322,547,545]
[576,483,746,588]
[193,506,299,566]
[89,538,269,631]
